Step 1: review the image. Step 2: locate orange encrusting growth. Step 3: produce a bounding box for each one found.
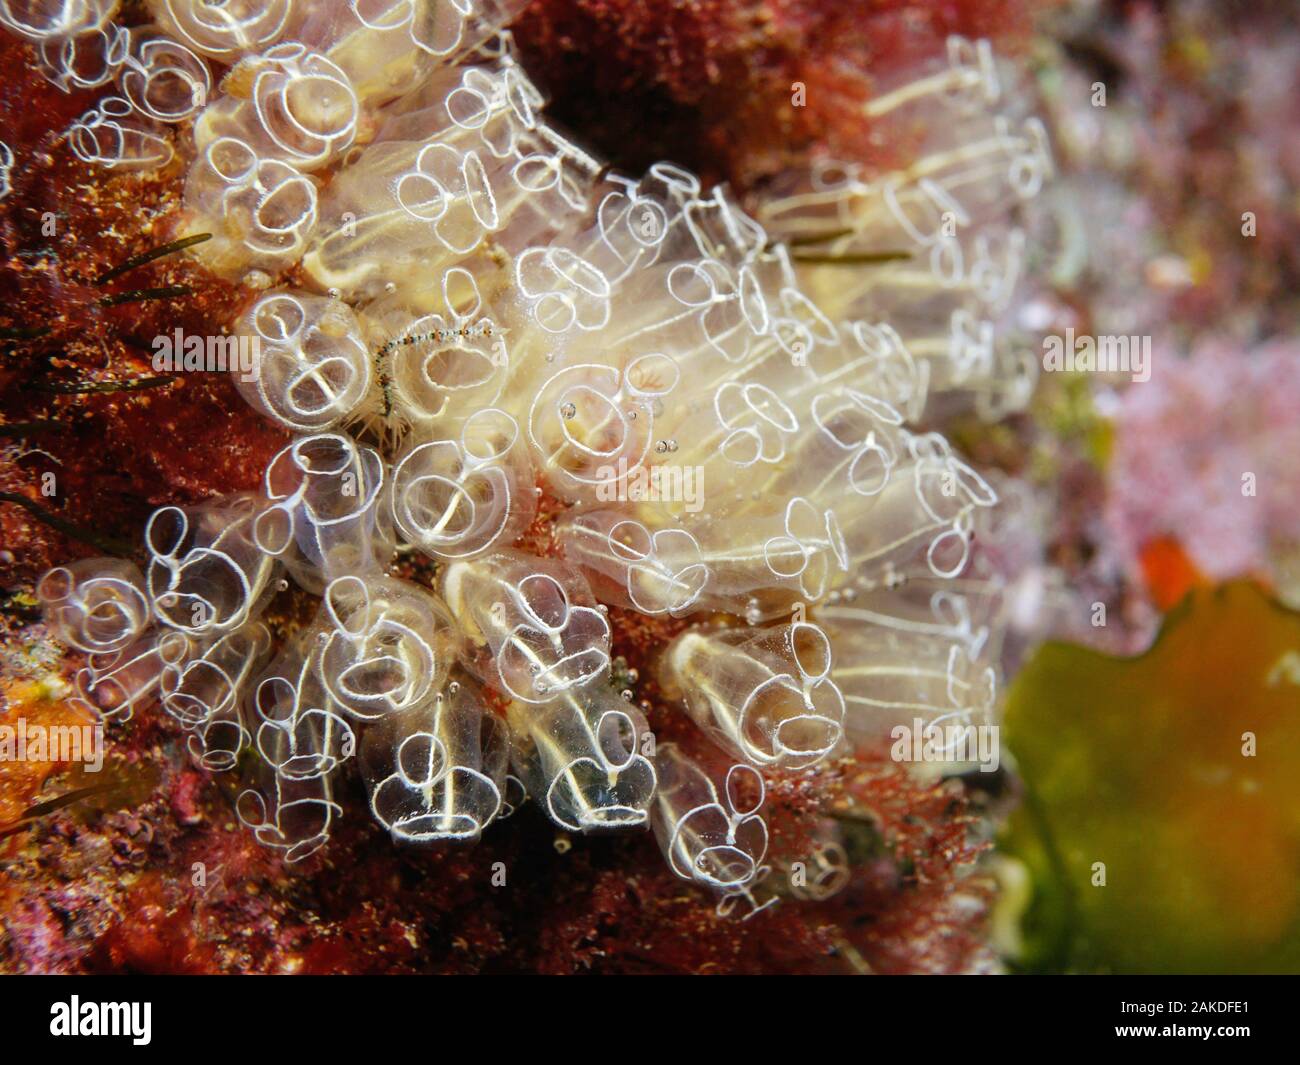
[1139,534,1208,610]
[0,679,97,844]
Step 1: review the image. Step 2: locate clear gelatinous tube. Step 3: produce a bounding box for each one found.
[182,135,319,278]
[256,433,396,594]
[557,512,710,617]
[524,355,677,504]
[298,0,528,108]
[389,408,536,560]
[822,597,998,745]
[360,674,508,843]
[775,818,852,902]
[506,685,656,832]
[236,765,343,864]
[651,743,769,895]
[247,635,356,781]
[36,20,127,91]
[440,549,611,704]
[37,557,150,654]
[68,95,173,171]
[368,283,510,432]
[158,623,270,769]
[145,492,278,637]
[119,29,210,122]
[147,0,295,60]
[69,631,165,723]
[300,52,589,302]
[235,291,372,432]
[662,622,845,769]
[315,573,460,721]
[194,43,358,171]
[0,0,116,41]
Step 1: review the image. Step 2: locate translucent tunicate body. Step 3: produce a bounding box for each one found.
[361,675,508,843]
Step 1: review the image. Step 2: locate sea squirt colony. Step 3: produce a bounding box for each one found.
[7,0,1051,916]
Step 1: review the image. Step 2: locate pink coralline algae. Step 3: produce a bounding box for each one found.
[1105,338,1300,597]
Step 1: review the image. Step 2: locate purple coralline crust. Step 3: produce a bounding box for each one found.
[1106,338,1300,586]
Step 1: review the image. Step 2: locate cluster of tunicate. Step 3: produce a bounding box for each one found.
[2,0,218,170]
[758,35,1052,422]
[20,3,1050,917]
